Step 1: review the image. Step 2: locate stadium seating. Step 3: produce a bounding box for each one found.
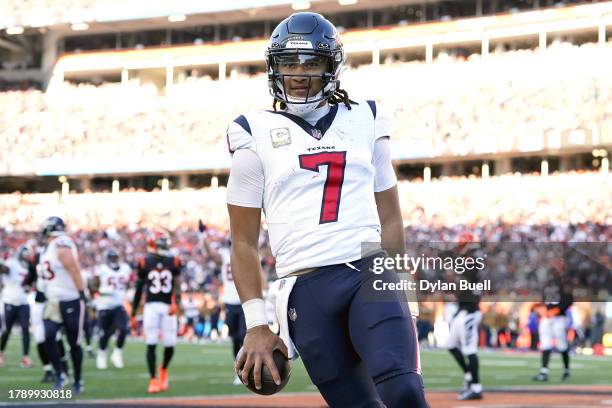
[0,42,611,173]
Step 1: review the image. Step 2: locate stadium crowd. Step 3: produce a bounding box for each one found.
[1,42,611,172]
[0,172,609,299]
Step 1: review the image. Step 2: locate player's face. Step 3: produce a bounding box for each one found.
[276,54,327,99]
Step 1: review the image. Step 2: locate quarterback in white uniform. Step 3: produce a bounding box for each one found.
[38,216,87,394]
[93,248,132,370]
[0,245,33,368]
[227,13,427,407]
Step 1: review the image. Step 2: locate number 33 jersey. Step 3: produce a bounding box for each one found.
[227,101,391,277]
[137,254,182,304]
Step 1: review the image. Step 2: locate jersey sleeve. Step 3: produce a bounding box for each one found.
[366,100,391,141]
[372,137,397,192]
[226,148,265,208]
[226,115,255,154]
[54,236,76,250]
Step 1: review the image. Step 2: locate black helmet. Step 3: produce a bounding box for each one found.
[17,245,32,266]
[39,216,66,240]
[105,248,120,270]
[266,12,345,109]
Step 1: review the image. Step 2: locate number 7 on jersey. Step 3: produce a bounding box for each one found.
[299,151,347,224]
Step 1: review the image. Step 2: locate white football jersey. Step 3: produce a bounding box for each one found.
[1,258,29,305]
[219,247,241,305]
[227,101,389,277]
[94,263,131,310]
[39,235,80,301]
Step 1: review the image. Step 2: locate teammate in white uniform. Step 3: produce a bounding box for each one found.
[199,225,246,385]
[227,13,427,407]
[93,248,132,369]
[39,216,87,394]
[24,241,62,383]
[0,245,33,368]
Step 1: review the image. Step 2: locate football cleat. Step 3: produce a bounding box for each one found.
[532,372,548,382]
[458,389,483,401]
[159,367,169,391]
[20,356,33,368]
[562,371,570,382]
[41,370,55,383]
[86,345,95,359]
[111,348,124,368]
[72,380,85,395]
[53,373,69,390]
[147,378,162,394]
[96,350,107,370]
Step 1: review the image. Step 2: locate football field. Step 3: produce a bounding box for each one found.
[1,339,611,404]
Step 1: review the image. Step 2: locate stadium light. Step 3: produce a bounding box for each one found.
[168,14,186,23]
[71,22,89,31]
[6,26,24,35]
[339,0,358,5]
[291,1,311,10]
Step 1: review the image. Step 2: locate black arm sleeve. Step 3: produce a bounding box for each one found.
[131,279,144,317]
[22,261,38,286]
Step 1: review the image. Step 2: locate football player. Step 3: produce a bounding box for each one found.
[0,245,33,368]
[131,231,182,393]
[39,216,87,394]
[227,13,428,407]
[199,223,247,385]
[92,248,131,369]
[446,242,484,401]
[22,239,65,383]
[532,271,573,382]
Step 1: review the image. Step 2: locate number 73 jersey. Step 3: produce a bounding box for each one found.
[137,254,182,304]
[227,101,390,277]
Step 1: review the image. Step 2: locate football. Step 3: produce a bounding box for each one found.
[237,348,292,396]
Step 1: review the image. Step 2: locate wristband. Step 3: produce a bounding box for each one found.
[242,298,267,330]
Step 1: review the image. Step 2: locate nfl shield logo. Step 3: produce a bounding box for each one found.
[311,129,322,140]
[288,308,297,321]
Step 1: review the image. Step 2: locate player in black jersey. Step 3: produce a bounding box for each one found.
[131,231,182,394]
[446,239,484,401]
[532,272,574,382]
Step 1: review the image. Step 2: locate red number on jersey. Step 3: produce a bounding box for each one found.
[41,261,55,281]
[299,151,347,224]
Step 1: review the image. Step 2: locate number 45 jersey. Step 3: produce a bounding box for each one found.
[137,254,182,304]
[227,101,391,277]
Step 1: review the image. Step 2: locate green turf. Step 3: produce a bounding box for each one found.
[0,339,610,402]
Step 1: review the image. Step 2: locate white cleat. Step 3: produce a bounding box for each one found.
[111,348,124,368]
[96,350,107,370]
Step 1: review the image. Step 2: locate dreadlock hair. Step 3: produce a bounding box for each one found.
[272,88,358,112]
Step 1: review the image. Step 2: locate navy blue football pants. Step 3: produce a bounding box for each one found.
[0,303,30,356]
[288,256,429,408]
[44,298,84,382]
[98,305,129,351]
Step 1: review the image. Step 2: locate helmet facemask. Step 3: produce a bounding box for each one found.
[268,51,342,115]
